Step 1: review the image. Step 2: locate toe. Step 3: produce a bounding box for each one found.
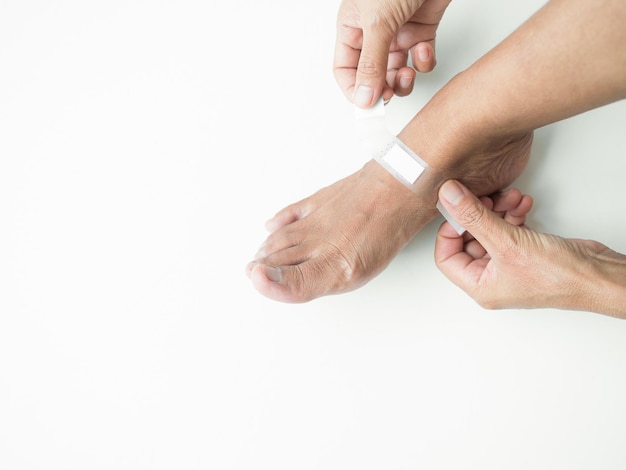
[248,263,310,303]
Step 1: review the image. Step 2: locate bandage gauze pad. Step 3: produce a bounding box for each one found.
[354,98,465,235]
[375,137,427,188]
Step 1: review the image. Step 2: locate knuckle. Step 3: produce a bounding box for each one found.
[457,200,488,228]
[357,56,385,77]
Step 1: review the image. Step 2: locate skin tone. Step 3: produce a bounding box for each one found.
[436,180,626,318]
[246,0,626,313]
[333,0,452,108]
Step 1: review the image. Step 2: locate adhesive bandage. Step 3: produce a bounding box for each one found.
[374,137,427,189]
[436,200,465,235]
[353,97,395,159]
[354,98,466,235]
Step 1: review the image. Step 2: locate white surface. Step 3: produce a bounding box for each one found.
[1,1,626,469]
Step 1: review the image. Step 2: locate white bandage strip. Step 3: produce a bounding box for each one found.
[354,97,395,159]
[375,137,427,187]
[354,98,466,235]
[353,96,386,121]
[436,200,465,235]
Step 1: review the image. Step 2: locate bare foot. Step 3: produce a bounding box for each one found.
[246,159,436,302]
[246,133,533,303]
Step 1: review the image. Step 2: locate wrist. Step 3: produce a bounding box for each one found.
[397,70,533,198]
[362,158,440,224]
[397,72,475,170]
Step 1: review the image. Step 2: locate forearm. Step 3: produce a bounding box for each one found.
[410,0,626,316]
[467,0,626,135]
[399,0,626,168]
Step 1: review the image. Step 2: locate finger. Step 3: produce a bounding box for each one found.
[392,66,416,97]
[353,26,396,108]
[435,219,474,266]
[479,196,495,211]
[396,22,438,49]
[491,188,524,213]
[395,20,439,72]
[333,25,364,102]
[506,194,533,219]
[465,239,488,259]
[492,190,533,226]
[438,180,517,257]
[387,49,410,72]
[434,220,490,288]
[411,41,437,73]
[386,50,413,97]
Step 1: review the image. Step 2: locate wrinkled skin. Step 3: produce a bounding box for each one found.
[435,179,626,318]
[246,132,533,303]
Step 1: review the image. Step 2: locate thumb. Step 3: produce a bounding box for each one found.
[438,180,514,254]
[353,28,394,108]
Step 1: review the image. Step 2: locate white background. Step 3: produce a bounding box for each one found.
[1,1,626,469]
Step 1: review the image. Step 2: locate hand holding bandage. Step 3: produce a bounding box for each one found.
[435,180,626,317]
[334,0,452,108]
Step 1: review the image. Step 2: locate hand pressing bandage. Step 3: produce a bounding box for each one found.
[354,98,465,235]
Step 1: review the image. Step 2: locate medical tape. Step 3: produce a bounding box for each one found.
[436,200,465,235]
[354,98,465,235]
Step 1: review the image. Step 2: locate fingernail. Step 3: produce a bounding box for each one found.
[353,85,374,108]
[440,180,464,206]
[263,265,282,283]
[400,75,413,89]
[417,44,430,63]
